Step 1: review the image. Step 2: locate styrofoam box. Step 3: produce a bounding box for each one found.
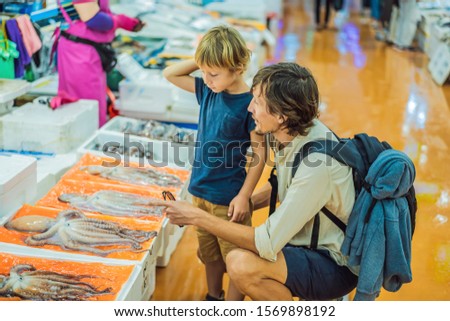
[0,151,78,204]
[100,115,197,146]
[1,99,99,154]
[78,130,194,170]
[118,106,200,124]
[0,219,162,300]
[0,243,143,301]
[428,43,450,86]
[0,79,31,104]
[141,227,162,300]
[118,77,172,115]
[157,218,186,267]
[0,155,36,225]
[29,74,59,96]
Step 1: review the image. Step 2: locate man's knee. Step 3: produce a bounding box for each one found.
[226,249,259,281]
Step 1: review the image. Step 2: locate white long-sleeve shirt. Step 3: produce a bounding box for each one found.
[254,120,355,267]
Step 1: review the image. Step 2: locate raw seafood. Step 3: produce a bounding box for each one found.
[80,165,182,187]
[58,190,164,217]
[5,210,157,256]
[0,264,111,300]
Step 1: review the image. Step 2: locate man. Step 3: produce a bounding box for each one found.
[153,63,358,300]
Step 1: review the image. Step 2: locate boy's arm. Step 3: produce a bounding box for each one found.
[162,59,198,93]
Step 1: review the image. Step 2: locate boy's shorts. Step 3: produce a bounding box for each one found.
[282,245,358,300]
[193,196,252,263]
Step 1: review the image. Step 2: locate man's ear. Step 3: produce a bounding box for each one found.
[277,114,287,124]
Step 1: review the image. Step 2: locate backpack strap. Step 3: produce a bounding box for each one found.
[267,137,350,249]
[268,166,278,215]
[292,139,348,249]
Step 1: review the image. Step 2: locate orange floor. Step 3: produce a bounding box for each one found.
[152,2,450,301]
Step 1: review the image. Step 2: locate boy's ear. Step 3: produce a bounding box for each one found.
[235,64,244,75]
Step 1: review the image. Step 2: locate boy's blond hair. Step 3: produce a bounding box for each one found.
[195,25,251,72]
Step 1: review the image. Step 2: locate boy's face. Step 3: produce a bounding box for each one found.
[248,84,284,135]
[200,65,240,93]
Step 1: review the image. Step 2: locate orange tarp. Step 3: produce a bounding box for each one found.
[61,153,190,193]
[0,204,162,261]
[0,252,133,300]
[36,178,165,222]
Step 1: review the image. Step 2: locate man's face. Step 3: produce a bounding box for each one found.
[248,84,283,135]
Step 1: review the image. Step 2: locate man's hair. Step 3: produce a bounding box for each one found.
[251,62,319,136]
[195,25,251,72]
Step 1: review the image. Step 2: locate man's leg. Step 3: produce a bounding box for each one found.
[226,279,245,301]
[226,249,292,300]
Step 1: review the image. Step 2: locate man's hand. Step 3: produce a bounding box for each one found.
[145,199,203,226]
[228,194,251,223]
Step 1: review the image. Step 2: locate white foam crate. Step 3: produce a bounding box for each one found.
[118,77,172,115]
[78,130,193,170]
[0,151,77,204]
[428,43,450,86]
[100,115,197,146]
[0,155,36,225]
[117,77,200,124]
[29,74,59,96]
[0,212,163,300]
[1,99,99,154]
[157,218,186,267]
[0,79,31,104]
[0,243,144,301]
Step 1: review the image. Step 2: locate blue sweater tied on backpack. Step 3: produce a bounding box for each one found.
[341,149,416,301]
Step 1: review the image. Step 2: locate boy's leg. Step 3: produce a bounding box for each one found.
[217,203,252,301]
[193,197,226,300]
[203,253,226,300]
[226,249,292,300]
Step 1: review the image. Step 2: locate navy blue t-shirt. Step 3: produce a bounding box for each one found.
[188,77,255,206]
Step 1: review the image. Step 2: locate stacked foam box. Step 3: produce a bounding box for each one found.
[97,116,196,168]
[0,79,31,148]
[0,155,36,225]
[0,243,144,301]
[77,131,194,170]
[1,99,98,154]
[117,75,199,124]
[156,219,186,267]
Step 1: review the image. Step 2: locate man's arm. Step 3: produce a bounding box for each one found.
[228,131,266,222]
[251,181,272,210]
[153,200,258,253]
[240,131,266,199]
[162,59,198,93]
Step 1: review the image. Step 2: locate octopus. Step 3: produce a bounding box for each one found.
[80,165,182,187]
[5,210,157,256]
[0,264,111,300]
[58,190,165,217]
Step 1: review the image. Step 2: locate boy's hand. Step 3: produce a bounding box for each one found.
[228,194,250,223]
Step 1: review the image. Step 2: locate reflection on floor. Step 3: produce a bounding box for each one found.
[152,2,450,301]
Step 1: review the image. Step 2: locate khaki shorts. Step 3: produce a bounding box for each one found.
[193,196,252,263]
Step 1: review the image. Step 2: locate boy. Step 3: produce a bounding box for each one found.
[163,25,265,301]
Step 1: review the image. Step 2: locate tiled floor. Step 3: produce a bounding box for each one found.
[152,2,450,301]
